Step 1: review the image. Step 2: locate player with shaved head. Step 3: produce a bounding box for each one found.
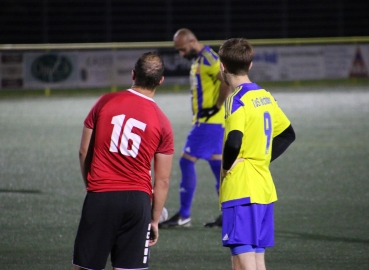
[72,52,174,270]
[160,28,230,228]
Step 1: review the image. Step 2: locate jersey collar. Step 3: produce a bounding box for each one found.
[234,82,261,95]
[127,89,155,102]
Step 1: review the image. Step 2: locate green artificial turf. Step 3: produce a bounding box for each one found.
[0,84,369,269]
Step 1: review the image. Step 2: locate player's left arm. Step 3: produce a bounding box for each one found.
[271,124,295,162]
[150,152,173,246]
[78,126,94,188]
[215,71,231,108]
[270,103,296,162]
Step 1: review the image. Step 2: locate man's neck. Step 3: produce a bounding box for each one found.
[228,75,252,90]
[195,42,205,54]
[131,86,155,98]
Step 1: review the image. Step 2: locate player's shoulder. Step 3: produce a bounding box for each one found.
[234,84,268,99]
[100,89,130,99]
[156,106,172,125]
[200,46,219,66]
[226,84,264,107]
[93,91,122,108]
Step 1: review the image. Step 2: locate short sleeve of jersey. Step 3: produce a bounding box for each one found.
[224,97,245,135]
[84,95,106,129]
[156,114,174,155]
[203,52,220,78]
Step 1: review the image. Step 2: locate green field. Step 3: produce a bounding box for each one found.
[1,84,369,269]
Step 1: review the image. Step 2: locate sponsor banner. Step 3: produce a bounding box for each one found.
[79,51,115,87]
[157,47,191,86]
[0,53,24,88]
[249,47,279,81]
[250,46,325,81]
[277,46,325,80]
[338,45,369,78]
[350,45,369,77]
[1,44,367,90]
[158,48,192,77]
[114,49,150,86]
[324,45,354,79]
[23,52,79,89]
[250,44,368,81]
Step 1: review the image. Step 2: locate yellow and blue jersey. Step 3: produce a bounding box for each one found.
[189,46,225,125]
[220,83,291,208]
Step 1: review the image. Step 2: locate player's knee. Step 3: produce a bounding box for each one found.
[181,152,197,162]
[179,157,195,170]
[230,244,265,255]
[179,157,197,187]
[210,154,222,160]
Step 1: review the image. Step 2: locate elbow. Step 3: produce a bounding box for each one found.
[79,147,88,159]
[153,177,170,193]
[79,150,85,163]
[289,125,296,142]
[225,137,242,150]
[291,133,296,143]
[225,143,241,153]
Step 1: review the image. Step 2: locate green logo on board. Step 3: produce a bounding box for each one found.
[31,54,72,82]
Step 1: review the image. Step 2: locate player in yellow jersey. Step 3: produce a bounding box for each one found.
[218,38,295,270]
[160,28,230,228]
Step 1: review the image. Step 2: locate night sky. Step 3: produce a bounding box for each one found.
[0,0,368,44]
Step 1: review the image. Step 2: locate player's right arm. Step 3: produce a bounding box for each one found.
[215,71,231,108]
[221,98,246,177]
[221,130,243,178]
[199,71,231,121]
[150,152,173,246]
[78,126,94,188]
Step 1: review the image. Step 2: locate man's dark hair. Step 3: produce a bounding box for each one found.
[218,38,254,75]
[134,52,164,90]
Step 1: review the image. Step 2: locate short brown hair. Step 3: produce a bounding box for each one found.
[218,38,254,75]
[134,52,164,90]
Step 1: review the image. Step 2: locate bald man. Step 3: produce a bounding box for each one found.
[160,28,230,228]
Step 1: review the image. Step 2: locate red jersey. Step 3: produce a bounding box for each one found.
[84,89,174,196]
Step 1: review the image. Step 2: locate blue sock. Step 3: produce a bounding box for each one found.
[179,157,196,218]
[208,159,221,195]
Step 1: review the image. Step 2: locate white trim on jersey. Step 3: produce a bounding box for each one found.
[127,89,155,102]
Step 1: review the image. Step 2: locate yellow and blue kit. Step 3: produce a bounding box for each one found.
[178,46,225,218]
[220,83,291,209]
[189,45,225,125]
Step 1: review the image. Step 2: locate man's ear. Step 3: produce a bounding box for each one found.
[158,76,165,85]
[249,62,253,71]
[131,70,136,80]
[220,62,227,73]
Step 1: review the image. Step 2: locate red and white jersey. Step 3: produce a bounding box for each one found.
[84,89,174,196]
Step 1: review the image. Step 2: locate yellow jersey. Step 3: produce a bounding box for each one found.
[189,46,225,125]
[220,83,291,208]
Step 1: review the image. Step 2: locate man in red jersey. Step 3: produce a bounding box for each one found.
[72,52,174,270]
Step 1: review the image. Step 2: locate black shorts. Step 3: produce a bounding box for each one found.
[73,191,152,270]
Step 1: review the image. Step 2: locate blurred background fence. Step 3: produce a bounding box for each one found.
[1,38,368,90]
[0,0,368,91]
[0,0,368,44]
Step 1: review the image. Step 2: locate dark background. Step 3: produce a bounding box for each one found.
[0,0,368,44]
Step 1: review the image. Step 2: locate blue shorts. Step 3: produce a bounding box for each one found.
[222,203,274,250]
[183,123,224,160]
